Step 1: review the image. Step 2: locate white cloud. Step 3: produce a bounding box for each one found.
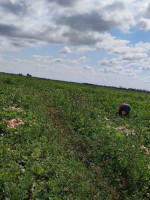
[96,33,150,65]
[82,65,94,71]
[99,58,123,67]
[53,58,64,63]
[59,46,72,54]
[78,56,87,63]
[33,55,51,63]
[138,17,150,31]
[75,46,95,54]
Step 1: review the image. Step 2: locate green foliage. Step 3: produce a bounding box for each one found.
[0,73,150,199]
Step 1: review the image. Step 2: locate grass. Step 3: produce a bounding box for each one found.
[0,72,150,200]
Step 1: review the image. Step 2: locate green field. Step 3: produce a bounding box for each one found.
[0,72,150,200]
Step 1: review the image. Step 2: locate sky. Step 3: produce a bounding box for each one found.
[0,0,150,91]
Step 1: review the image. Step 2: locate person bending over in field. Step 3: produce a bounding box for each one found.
[119,103,131,116]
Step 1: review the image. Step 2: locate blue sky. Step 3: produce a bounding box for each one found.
[0,0,150,91]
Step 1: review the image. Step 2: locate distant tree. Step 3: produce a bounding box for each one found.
[27,73,31,77]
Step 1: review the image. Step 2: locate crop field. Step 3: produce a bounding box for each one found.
[0,72,150,200]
